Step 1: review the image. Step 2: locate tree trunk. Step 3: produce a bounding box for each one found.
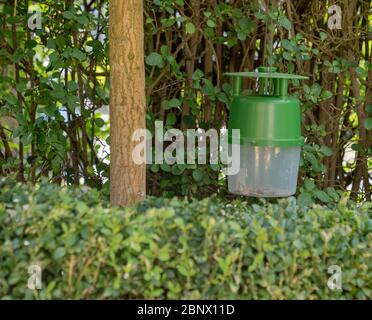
[109,0,146,206]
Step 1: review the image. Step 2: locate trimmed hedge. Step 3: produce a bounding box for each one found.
[0,178,371,299]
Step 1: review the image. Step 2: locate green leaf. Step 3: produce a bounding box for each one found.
[161,17,176,28]
[166,113,177,126]
[150,164,159,173]
[202,79,215,95]
[5,94,18,105]
[295,33,304,40]
[160,163,171,172]
[366,105,372,113]
[312,48,319,55]
[25,39,38,49]
[87,40,103,51]
[326,187,340,201]
[203,11,211,18]
[16,81,27,92]
[320,32,327,41]
[192,169,204,182]
[67,95,80,111]
[304,179,315,191]
[319,146,333,157]
[163,98,181,110]
[314,190,332,203]
[177,265,189,277]
[283,51,292,61]
[71,48,87,61]
[237,31,246,41]
[238,17,252,31]
[279,16,292,31]
[305,151,322,172]
[158,247,170,261]
[255,12,268,21]
[7,16,23,24]
[94,118,105,128]
[171,165,183,175]
[97,86,107,101]
[55,36,66,49]
[321,90,333,100]
[53,247,66,259]
[76,15,89,25]
[356,67,368,78]
[46,39,56,50]
[351,143,362,152]
[363,118,372,130]
[50,89,67,100]
[311,83,322,96]
[206,19,216,28]
[192,69,204,81]
[185,22,196,34]
[281,39,292,51]
[146,52,163,67]
[67,81,78,91]
[21,133,33,146]
[160,45,170,56]
[62,11,75,20]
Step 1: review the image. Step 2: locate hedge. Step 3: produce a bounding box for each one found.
[0,178,371,299]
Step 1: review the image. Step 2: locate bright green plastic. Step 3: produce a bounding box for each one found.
[227,67,308,147]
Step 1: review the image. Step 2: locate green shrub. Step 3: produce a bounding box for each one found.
[0,178,371,299]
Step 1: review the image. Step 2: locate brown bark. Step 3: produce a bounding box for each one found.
[181,0,200,130]
[204,38,213,123]
[109,0,146,206]
[12,0,25,182]
[327,74,344,188]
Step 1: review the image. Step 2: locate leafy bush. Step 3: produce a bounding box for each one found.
[1,1,371,200]
[0,178,371,299]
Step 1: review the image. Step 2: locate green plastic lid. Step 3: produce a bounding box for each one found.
[226,66,308,98]
[226,67,308,147]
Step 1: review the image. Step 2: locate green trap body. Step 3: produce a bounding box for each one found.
[227,67,308,197]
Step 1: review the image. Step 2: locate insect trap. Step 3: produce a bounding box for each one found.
[227,66,308,197]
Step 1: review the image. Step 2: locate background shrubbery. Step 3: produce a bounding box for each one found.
[1,178,371,299]
[0,0,371,200]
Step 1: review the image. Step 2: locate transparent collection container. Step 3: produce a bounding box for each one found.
[228,142,301,197]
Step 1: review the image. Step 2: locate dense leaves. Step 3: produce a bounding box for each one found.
[0,178,371,299]
[0,1,371,200]
[0,0,109,189]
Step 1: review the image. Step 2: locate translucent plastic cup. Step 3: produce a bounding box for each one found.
[228,143,301,197]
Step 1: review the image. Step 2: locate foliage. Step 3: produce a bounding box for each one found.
[0,178,371,299]
[0,0,110,189]
[0,1,371,201]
